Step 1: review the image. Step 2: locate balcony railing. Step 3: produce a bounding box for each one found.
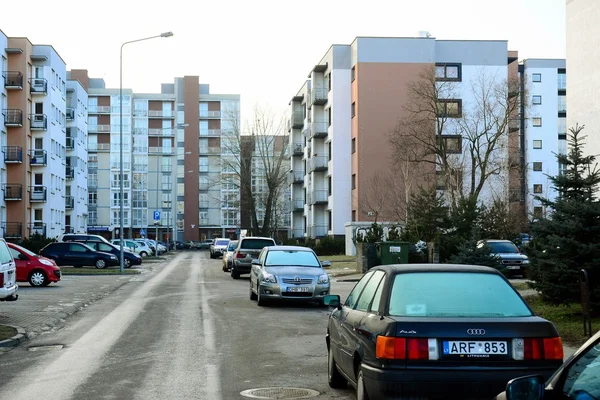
[199,200,209,208]
[308,224,328,238]
[3,71,23,89]
[66,107,75,120]
[88,105,111,114]
[66,166,75,179]
[28,222,47,237]
[66,137,75,150]
[30,114,47,130]
[149,147,174,155]
[292,199,304,212]
[3,109,23,127]
[148,110,174,118]
[3,146,23,163]
[29,149,47,166]
[64,225,74,234]
[199,110,221,118]
[291,228,304,238]
[311,87,328,105]
[2,222,22,239]
[30,186,47,202]
[29,78,48,94]
[289,171,304,184]
[291,142,303,156]
[199,218,210,225]
[3,184,22,200]
[88,124,111,133]
[65,196,74,209]
[200,129,221,137]
[309,156,328,172]
[289,111,304,130]
[311,121,328,138]
[311,189,328,205]
[148,128,176,136]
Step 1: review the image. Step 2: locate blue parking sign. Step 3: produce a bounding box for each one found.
[153,210,161,221]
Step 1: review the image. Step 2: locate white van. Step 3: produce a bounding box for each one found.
[0,238,18,302]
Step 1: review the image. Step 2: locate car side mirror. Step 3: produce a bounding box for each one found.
[321,260,331,268]
[251,259,260,266]
[323,294,341,309]
[504,375,545,400]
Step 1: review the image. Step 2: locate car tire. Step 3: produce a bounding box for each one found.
[28,270,48,287]
[328,345,347,389]
[249,281,257,300]
[231,267,240,279]
[124,258,131,268]
[356,365,371,400]
[140,251,148,257]
[257,285,268,307]
[95,258,107,269]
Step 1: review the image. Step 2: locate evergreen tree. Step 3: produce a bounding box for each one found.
[528,124,600,308]
[448,232,504,272]
[402,186,449,243]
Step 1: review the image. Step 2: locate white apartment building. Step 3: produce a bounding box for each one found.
[521,59,567,219]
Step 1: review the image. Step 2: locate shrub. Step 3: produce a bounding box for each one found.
[17,233,55,254]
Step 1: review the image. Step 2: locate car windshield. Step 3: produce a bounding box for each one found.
[13,244,37,257]
[241,239,275,250]
[216,239,229,246]
[388,272,532,318]
[265,250,320,267]
[487,241,520,253]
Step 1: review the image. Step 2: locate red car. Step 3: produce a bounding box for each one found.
[7,242,61,287]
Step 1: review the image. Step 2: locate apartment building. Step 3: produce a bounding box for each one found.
[289,36,520,239]
[520,59,567,219]
[80,72,240,242]
[1,31,81,240]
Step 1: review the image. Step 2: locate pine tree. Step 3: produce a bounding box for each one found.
[528,124,600,308]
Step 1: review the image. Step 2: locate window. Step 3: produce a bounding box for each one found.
[355,271,385,311]
[533,206,543,218]
[437,135,462,154]
[562,337,600,397]
[532,73,542,83]
[328,107,331,126]
[436,99,462,118]
[352,174,356,189]
[533,184,543,194]
[532,95,542,105]
[345,271,376,309]
[532,118,542,127]
[435,63,461,81]
[351,102,356,118]
[558,117,567,135]
[533,162,542,171]
[533,140,542,149]
[557,71,566,90]
[351,66,355,82]
[558,95,566,112]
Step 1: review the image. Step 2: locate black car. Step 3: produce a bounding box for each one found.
[40,242,120,269]
[324,264,564,400]
[496,329,600,400]
[75,240,142,268]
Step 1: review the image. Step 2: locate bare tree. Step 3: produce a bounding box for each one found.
[219,104,289,237]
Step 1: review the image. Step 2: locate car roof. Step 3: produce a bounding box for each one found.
[483,239,513,243]
[240,236,276,241]
[266,245,314,252]
[369,263,501,275]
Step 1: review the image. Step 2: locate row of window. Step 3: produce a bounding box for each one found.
[531,70,566,90]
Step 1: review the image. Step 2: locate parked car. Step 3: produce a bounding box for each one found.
[199,239,213,250]
[0,238,18,301]
[76,240,142,268]
[495,329,600,400]
[323,264,564,400]
[7,242,61,287]
[135,239,156,255]
[479,239,530,277]
[57,233,111,245]
[249,245,331,306]
[175,241,184,250]
[39,242,120,269]
[111,239,152,257]
[222,240,238,272]
[230,236,277,279]
[210,238,230,259]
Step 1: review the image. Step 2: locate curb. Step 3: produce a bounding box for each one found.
[0,325,26,348]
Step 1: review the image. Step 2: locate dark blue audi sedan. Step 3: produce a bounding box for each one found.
[324,264,564,400]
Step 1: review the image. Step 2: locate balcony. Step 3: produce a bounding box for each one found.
[30,114,47,130]
[88,105,111,114]
[289,171,304,184]
[206,147,221,156]
[291,142,303,156]
[311,87,328,105]
[65,196,74,209]
[149,147,175,155]
[3,146,23,163]
[199,218,210,225]
[29,149,47,166]
[200,129,221,137]
[30,186,47,202]
[66,108,75,120]
[308,224,328,238]
[3,184,22,200]
[311,189,328,205]
[311,121,328,139]
[199,200,209,208]
[28,222,46,237]
[289,111,304,130]
[292,199,304,212]
[66,166,75,179]
[199,110,221,118]
[29,78,48,95]
[66,137,75,150]
[3,109,23,127]
[148,110,174,119]
[2,222,22,240]
[148,128,176,136]
[88,124,110,133]
[3,71,23,89]
[291,228,304,238]
[309,156,328,172]
[509,120,520,133]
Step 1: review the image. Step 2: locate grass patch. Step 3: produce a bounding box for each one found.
[511,282,531,291]
[60,267,142,276]
[525,295,599,347]
[0,325,17,342]
[320,255,357,271]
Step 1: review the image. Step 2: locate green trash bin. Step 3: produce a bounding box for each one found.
[377,241,410,265]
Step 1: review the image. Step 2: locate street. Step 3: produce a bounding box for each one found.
[0,251,358,400]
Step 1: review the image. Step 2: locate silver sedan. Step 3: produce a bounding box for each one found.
[249,245,331,306]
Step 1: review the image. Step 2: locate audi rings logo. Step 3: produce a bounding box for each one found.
[467,329,486,335]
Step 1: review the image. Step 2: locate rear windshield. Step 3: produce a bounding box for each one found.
[265,250,320,267]
[241,239,275,250]
[388,272,532,318]
[216,239,229,246]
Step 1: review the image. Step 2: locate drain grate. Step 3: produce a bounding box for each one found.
[240,387,319,399]
[28,345,64,352]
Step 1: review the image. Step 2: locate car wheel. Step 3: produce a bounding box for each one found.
[124,258,132,268]
[249,280,257,300]
[95,258,107,269]
[356,365,371,400]
[328,345,347,389]
[28,270,48,287]
[231,267,239,279]
[257,284,268,307]
[140,251,148,257]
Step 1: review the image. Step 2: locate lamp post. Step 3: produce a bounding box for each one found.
[119,31,173,273]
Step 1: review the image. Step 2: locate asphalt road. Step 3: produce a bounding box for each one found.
[0,251,359,400]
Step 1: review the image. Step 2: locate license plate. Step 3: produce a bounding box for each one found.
[443,341,508,355]
[507,266,521,270]
[286,286,310,293]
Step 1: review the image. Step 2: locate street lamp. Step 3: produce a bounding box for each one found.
[119,31,173,273]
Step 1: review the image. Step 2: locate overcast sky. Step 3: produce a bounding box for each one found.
[0,0,566,122]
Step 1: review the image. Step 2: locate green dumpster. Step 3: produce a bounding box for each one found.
[377,241,410,265]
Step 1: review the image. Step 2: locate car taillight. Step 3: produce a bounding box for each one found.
[512,337,563,360]
[0,273,4,287]
[376,336,438,360]
[236,252,246,259]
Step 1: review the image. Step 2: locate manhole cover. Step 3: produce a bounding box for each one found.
[240,387,319,399]
[28,345,64,352]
